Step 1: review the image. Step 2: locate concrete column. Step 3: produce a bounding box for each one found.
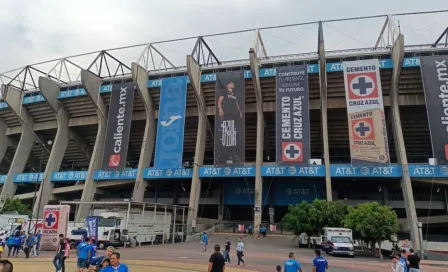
[249,48,264,232]
[317,22,333,201]
[32,78,70,216]
[390,34,420,249]
[131,63,156,201]
[186,56,206,236]
[76,71,107,221]
[0,85,35,198]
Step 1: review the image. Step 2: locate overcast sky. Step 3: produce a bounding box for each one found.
[0,0,447,76]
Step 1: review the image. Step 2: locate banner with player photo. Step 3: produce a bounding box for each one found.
[420,55,448,165]
[343,59,390,166]
[275,65,310,165]
[214,71,245,166]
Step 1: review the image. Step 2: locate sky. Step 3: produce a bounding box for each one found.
[0,0,447,82]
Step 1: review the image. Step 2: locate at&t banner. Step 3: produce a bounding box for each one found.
[275,65,310,165]
[154,76,188,168]
[102,83,135,170]
[214,71,245,166]
[343,59,389,166]
[420,56,448,164]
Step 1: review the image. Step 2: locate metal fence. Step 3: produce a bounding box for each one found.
[214,221,286,235]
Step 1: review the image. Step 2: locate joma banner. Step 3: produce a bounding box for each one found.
[343,59,390,166]
[154,76,188,168]
[276,65,310,165]
[420,56,448,164]
[102,83,135,170]
[214,71,245,166]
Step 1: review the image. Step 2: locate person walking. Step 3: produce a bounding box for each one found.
[12,233,20,257]
[407,248,421,272]
[312,249,328,272]
[6,236,14,257]
[390,254,405,272]
[24,233,36,258]
[284,252,303,272]
[53,234,66,272]
[236,237,245,266]
[33,230,42,257]
[208,244,225,272]
[201,232,208,252]
[223,238,231,264]
[76,237,91,272]
[61,238,70,272]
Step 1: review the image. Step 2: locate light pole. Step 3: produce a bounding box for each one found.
[28,140,52,233]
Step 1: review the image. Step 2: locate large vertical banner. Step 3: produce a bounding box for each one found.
[154,76,188,168]
[276,65,310,165]
[86,216,99,245]
[214,71,245,166]
[102,83,135,170]
[343,59,389,166]
[41,205,70,250]
[420,56,448,164]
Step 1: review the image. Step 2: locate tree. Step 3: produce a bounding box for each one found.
[283,200,348,237]
[283,201,317,236]
[1,197,32,216]
[344,202,399,259]
[312,199,347,234]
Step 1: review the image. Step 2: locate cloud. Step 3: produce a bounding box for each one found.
[0,0,447,75]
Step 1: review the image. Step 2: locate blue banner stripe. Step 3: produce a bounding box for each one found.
[0,175,6,184]
[8,163,448,183]
[154,76,188,169]
[0,57,421,108]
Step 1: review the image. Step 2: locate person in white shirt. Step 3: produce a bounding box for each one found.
[390,254,405,272]
[236,237,245,266]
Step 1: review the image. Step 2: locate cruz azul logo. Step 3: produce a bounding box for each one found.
[282,142,303,162]
[351,117,375,141]
[347,72,378,100]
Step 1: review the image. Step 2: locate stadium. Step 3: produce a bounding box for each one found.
[0,11,448,248]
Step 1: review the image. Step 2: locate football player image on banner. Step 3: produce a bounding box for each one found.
[214,71,245,166]
[275,65,310,165]
[343,59,390,166]
[102,82,135,171]
[420,56,448,165]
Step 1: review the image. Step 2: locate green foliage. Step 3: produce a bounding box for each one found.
[283,199,348,236]
[344,202,399,246]
[1,197,32,216]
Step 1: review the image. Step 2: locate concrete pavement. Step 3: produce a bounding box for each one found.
[6,234,448,272]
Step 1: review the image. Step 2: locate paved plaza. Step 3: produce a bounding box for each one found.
[6,234,448,272]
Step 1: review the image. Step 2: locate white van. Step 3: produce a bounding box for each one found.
[322,227,355,257]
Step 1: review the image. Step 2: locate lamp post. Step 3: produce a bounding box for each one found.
[28,140,53,233]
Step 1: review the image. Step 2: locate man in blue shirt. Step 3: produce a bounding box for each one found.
[77,237,91,272]
[312,249,329,272]
[88,239,97,265]
[34,230,42,257]
[201,232,208,252]
[24,232,36,259]
[100,252,129,272]
[284,252,303,272]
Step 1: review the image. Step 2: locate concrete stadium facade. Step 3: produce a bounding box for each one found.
[1,13,448,246]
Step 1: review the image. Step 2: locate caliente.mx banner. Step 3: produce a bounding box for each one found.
[420,55,448,164]
[102,83,135,170]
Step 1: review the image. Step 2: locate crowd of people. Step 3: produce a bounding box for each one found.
[390,248,421,272]
[205,236,330,272]
[52,234,129,272]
